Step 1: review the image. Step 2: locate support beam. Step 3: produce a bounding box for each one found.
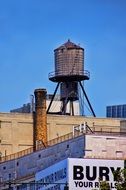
[61,98,69,115]
[47,82,60,113]
[79,81,96,117]
[70,100,74,116]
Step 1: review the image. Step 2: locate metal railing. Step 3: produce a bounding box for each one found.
[0,130,82,163]
[48,70,90,79]
[0,147,34,163]
[1,127,126,163]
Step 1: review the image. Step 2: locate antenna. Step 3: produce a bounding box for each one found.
[30,94,34,113]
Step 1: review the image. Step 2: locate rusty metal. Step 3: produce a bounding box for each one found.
[48,40,91,115]
[49,40,89,83]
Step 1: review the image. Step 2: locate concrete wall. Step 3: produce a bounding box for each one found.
[85,134,126,159]
[0,113,33,156]
[0,135,84,188]
[0,112,125,156]
[47,115,122,140]
[120,120,126,132]
[1,133,126,189]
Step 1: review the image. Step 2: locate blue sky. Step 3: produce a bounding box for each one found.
[0,0,126,117]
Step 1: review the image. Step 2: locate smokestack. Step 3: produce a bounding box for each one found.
[34,88,47,150]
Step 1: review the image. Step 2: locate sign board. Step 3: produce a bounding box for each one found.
[35,158,125,190]
[68,158,124,190]
[35,159,67,190]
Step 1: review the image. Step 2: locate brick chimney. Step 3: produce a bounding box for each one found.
[34,88,47,150]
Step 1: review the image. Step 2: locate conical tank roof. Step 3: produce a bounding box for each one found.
[54,39,84,51]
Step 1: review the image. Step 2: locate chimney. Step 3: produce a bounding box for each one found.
[33,88,47,150]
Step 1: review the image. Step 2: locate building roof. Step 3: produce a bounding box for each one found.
[54,39,84,51]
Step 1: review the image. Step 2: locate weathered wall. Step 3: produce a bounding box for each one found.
[120,120,126,132]
[85,134,126,159]
[0,135,84,189]
[0,113,33,156]
[0,112,125,156]
[1,133,126,189]
[47,115,122,140]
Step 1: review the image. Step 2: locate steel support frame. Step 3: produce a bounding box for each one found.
[79,81,96,117]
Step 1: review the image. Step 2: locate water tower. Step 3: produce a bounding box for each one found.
[47,40,95,116]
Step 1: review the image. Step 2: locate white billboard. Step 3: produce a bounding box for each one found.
[35,159,67,190]
[68,158,124,190]
[35,158,124,190]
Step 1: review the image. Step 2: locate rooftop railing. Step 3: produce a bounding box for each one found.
[0,130,82,163]
[0,127,126,163]
[48,70,90,79]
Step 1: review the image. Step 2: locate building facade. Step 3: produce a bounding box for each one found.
[106,104,126,118]
[0,132,126,190]
[0,112,126,157]
[10,94,80,115]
